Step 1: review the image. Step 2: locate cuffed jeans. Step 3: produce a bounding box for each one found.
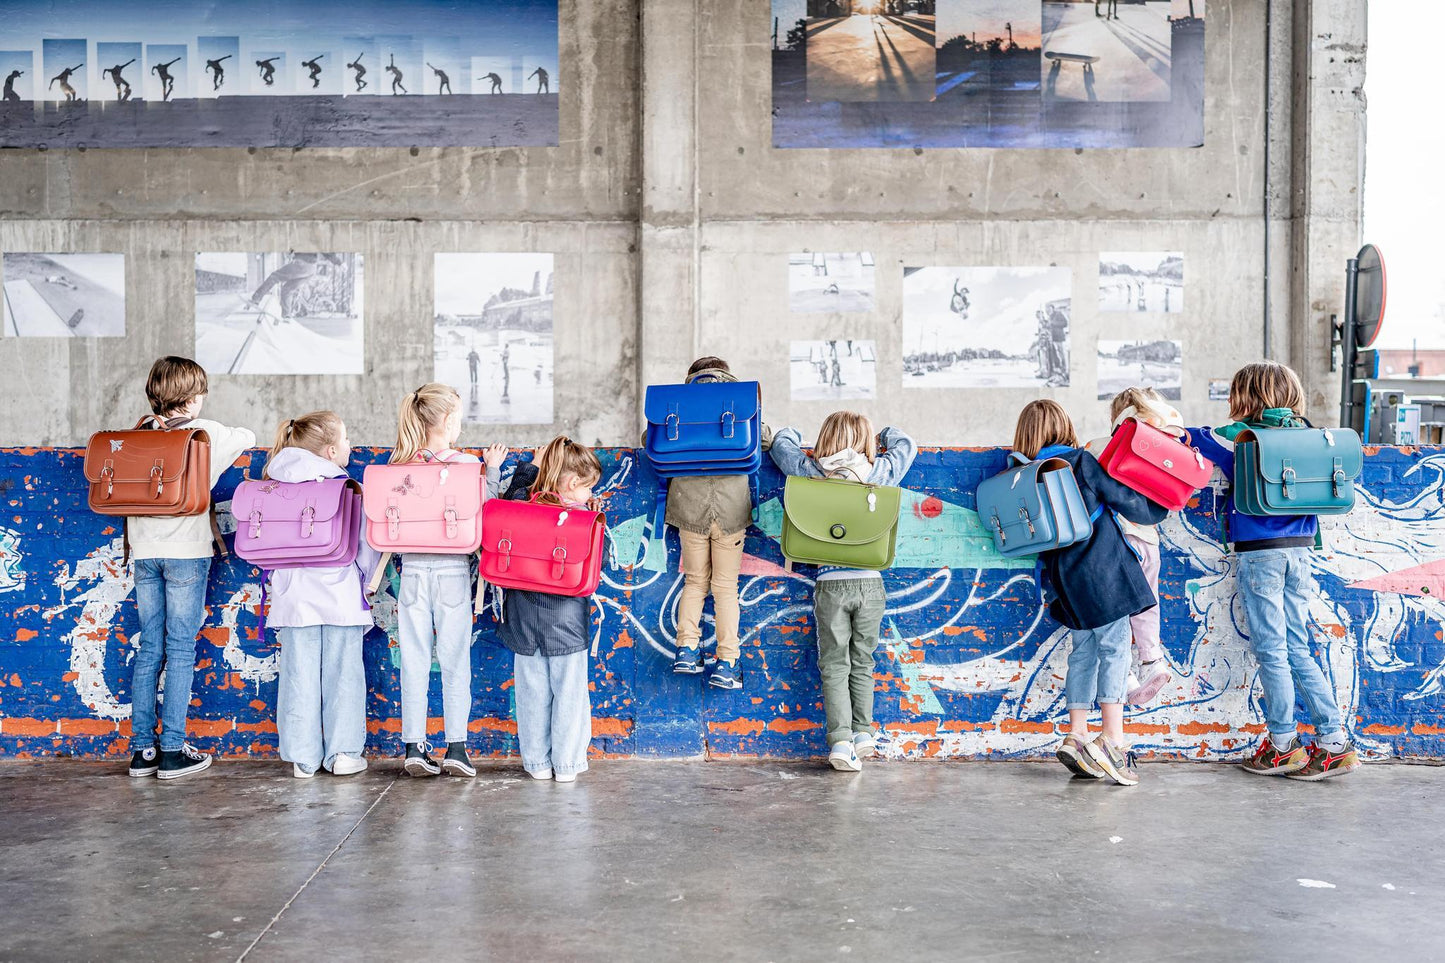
[513,649,591,776]
[814,577,887,747]
[1064,615,1132,710]
[277,625,367,772]
[132,557,212,752]
[397,556,474,745]
[1237,548,1344,743]
[676,523,746,663]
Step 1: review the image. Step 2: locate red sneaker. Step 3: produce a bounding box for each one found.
[1286,742,1362,781]
[1242,736,1308,776]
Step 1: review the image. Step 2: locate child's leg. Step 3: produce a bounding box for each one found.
[846,580,887,736]
[813,581,857,748]
[1236,550,1299,746]
[319,625,367,768]
[1279,549,1346,745]
[1092,616,1133,744]
[675,528,713,652]
[512,651,554,775]
[396,564,435,745]
[130,559,167,751]
[1126,536,1165,664]
[709,526,746,664]
[158,557,212,752]
[547,650,593,776]
[432,567,474,745]
[277,626,324,769]
[1064,627,1102,737]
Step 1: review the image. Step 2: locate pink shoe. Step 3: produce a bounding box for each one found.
[1127,663,1171,705]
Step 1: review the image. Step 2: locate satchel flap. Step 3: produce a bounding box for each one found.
[781,475,901,545]
[481,499,605,561]
[83,428,209,484]
[233,477,357,524]
[361,462,484,522]
[644,381,761,427]
[1123,419,1213,484]
[1239,428,1363,483]
[976,459,1049,520]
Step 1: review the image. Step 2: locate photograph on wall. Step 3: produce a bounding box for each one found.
[771,0,1204,148]
[194,253,364,375]
[0,0,559,148]
[1208,377,1228,401]
[790,339,877,400]
[902,266,1071,388]
[1099,251,1183,313]
[1097,339,1182,400]
[788,251,876,312]
[2,253,125,337]
[434,253,554,425]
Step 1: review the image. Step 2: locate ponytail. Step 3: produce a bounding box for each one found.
[263,411,344,478]
[391,383,461,464]
[530,435,602,504]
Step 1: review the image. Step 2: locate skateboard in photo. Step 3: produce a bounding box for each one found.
[1044,51,1100,70]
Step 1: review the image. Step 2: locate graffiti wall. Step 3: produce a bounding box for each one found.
[1,444,1443,761]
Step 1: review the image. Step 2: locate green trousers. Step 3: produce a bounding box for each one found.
[814,577,887,748]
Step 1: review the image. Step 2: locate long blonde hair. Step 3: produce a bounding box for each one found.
[1013,400,1078,459]
[815,411,877,462]
[530,436,602,505]
[1110,385,1167,423]
[263,410,344,478]
[1228,361,1305,423]
[391,383,460,464]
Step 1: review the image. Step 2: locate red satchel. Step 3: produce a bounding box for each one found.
[1097,417,1214,512]
[479,495,606,598]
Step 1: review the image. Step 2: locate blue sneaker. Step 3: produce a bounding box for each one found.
[673,644,704,675]
[707,658,742,690]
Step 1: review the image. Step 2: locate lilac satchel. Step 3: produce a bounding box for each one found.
[231,477,363,569]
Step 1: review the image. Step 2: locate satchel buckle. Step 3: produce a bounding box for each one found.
[721,409,736,440]
[551,544,568,579]
[1019,506,1035,537]
[301,505,316,538]
[385,505,401,540]
[443,507,459,539]
[100,463,115,498]
[1332,457,1346,497]
[1281,464,1296,499]
[249,509,263,539]
[991,514,1006,545]
[497,536,513,572]
[150,461,165,497]
[666,411,680,442]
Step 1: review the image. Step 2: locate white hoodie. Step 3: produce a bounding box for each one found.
[128,417,256,560]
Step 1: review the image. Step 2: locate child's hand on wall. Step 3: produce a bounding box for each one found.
[482,443,507,469]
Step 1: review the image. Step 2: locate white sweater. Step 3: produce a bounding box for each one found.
[128,418,256,561]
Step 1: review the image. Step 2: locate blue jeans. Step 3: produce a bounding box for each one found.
[513,649,591,776]
[1064,616,1132,710]
[1237,548,1344,743]
[397,555,474,744]
[131,557,212,752]
[277,625,367,772]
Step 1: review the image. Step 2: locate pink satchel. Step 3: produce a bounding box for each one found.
[232,477,363,569]
[362,453,485,554]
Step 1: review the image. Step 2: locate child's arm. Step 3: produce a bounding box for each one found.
[1187,426,1234,482]
[767,427,821,478]
[1079,452,1167,526]
[201,421,256,488]
[872,427,917,486]
[481,443,507,498]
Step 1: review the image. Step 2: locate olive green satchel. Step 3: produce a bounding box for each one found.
[780,475,902,570]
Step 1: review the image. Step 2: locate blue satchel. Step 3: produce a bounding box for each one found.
[643,380,763,535]
[1233,426,1362,516]
[975,453,1094,559]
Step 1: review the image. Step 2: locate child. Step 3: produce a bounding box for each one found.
[1013,400,1165,787]
[127,357,255,780]
[1085,386,1180,705]
[769,412,916,772]
[263,412,381,778]
[391,384,505,778]
[1190,361,1362,780]
[496,437,602,783]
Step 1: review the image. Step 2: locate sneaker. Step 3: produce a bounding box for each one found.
[330,754,368,776]
[1127,661,1172,705]
[1286,742,1362,781]
[1056,734,1104,779]
[128,746,159,778]
[1084,736,1139,787]
[442,742,476,777]
[852,731,877,758]
[1242,736,1309,776]
[293,763,316,779]
[707,658,742,690]
[554,771,578,783]
[828,741,862,772]
[156,743,212,781]
[528,767,554,780]
[403,741,440,777]
[673,644,704,675]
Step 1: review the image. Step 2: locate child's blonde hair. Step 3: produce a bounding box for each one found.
[1228,361,1305,424]
[531,436,602,505]
[1013,400,1079,459]
[815,411,877,462]
[263,411,344,478]
[145,356,208,416]
[1110,385,1167,423]
[391,383,460,464]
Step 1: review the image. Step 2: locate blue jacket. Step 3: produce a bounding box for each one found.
[1188,413,1318,552]
[1034,445,1167,631]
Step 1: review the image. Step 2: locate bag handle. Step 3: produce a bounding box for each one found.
[1007,451,1030,466]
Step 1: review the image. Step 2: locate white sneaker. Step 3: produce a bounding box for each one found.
[292,763,316,779]
[554,771,578,783]
[1127,661,1172,705]
[828,741,862,772]
[330,754,368,776]
[528,768,554,780]
[852,731,877,758]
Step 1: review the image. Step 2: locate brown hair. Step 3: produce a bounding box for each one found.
[1228,361,1305,423]
[531,436,602,505]
[687,356,731,378]
[263,411,345,478]
[1109,386,1166,423]
[1012,400,1079,459]
[145,356,208,416]
[814,411,877,463]
[391,383,461,464]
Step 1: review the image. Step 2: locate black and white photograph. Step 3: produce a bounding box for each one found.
[1097,339,1182,401]
[902,266,1071,389]
[1,253,125,337]
[194,253,364,375]
[434,253,554,425]
[788,251,876,313]
[789,339,877,400]
[1099,251,1183,313]
[1209,377,1229,402]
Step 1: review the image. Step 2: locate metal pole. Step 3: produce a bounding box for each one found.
[1339,257,1359,429]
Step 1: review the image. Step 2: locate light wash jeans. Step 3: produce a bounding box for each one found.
[1237,547,1344,743]
[276,625,367,772]
[132,557,212,752]
[513,649,591,776]
[397,555,474,745]
[1064,615,1132,710]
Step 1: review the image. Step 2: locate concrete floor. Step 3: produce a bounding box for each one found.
[2,760,1441,962]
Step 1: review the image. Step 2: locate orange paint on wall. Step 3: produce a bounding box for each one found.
[767,718,819,734]
[3,718,55,736]
[237,721,278,734]
[1175,721,1231,735]
[15,629,37,642]
[999,719,1054,734]
[591,717,632,737]
[58,719,116,736]
[186,719,234,737]
[468,716,519,734]
[707,719,764,736]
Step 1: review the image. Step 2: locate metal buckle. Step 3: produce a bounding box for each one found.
[249,509,262,539]
[150,463,164,497]
[301,506,316,538]
[721,410,736,439]
[552,546,567,561]
[498,538,513,554]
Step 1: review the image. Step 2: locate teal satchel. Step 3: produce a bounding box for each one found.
[1233,427,1362,516]
[780,475,902,570]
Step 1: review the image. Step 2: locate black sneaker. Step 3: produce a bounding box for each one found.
[403,741,440,777]
[156,744,212,781]
[442,742,476,777]
[707,658,743,690]
[128,746,160,778]
[673,644,704,675]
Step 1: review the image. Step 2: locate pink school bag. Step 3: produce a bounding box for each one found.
[232,477,363,569]
[362,450,486,554]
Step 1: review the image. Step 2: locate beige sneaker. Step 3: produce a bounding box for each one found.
[1056,734,1104,779]
[1084,735,1139,787]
